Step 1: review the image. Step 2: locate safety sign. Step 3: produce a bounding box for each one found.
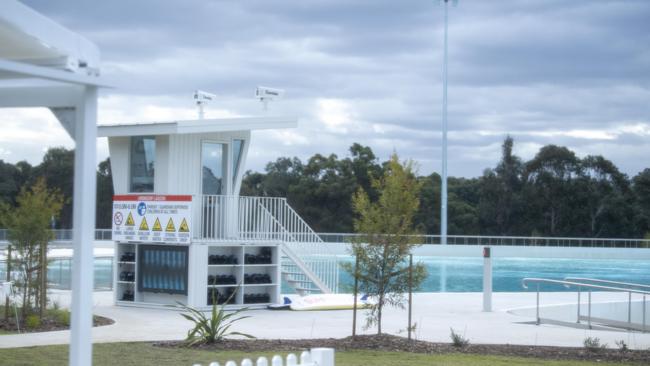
[112,195,192,244]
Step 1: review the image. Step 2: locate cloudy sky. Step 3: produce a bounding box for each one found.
[4,0,650,178]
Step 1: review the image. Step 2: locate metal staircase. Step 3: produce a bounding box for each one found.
[198,195,339,295]
[253,197,339,296]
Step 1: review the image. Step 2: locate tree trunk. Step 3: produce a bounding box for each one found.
[377,294,383,335]
[4,245,10,320]
[22,269,29,320]
[39,241,47,318]
[22,251,34,319]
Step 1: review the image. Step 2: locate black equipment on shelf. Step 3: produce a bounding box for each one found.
[244,273,271,284]
[120,252,135,262]
[119,271,135,282]
[208,254,238,265]
[244,247,272,264]
[207,288,236,305]
[121,290,134,301]
[244,293,270,304]
[207,274,237,285]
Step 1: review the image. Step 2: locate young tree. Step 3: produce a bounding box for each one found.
[344,153,426,334]
[0,178,64,318]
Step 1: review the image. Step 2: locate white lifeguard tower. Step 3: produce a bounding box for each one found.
[100,114,338,309]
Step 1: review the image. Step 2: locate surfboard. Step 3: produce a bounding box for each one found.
[288,294,375,311]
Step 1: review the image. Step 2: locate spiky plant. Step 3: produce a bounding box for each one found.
[172,289,254,346]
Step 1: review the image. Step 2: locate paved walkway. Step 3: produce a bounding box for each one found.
[1,291,649,349]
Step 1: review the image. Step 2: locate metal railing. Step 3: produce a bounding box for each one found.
[319,233,650,248]
[198,195,338,294]
[1,229,649,249]
[522,277,648,332]
[1,256,114,291]
[0,229,113,243]
[564,277,650,292]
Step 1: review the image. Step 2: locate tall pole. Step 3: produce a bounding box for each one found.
[440,0,450,245]
[352,254,359,338]
[408,254,413,341]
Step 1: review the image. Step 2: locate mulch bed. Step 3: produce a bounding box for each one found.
[0,315,114,334]
[155,334,650,364]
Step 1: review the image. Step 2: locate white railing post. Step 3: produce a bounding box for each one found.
[535,283,540,325]
[628,291,633,327]
[310,348,335,366]
[576,287,581,323]
[587,290,591,329]
[271,355,283,366]
[300,351,311,365]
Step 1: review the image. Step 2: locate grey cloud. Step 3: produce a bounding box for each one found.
[16,0,650,178]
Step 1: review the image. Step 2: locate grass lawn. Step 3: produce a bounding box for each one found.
[0,342,638,366]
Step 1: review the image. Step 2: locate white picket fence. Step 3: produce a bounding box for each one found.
[193,348,335,366]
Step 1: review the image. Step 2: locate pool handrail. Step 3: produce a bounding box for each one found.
[564,277,650,291]
[522,277,648,332]
[522,278,650,295]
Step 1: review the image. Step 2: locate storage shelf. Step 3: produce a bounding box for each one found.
[117,281,135,284]
[207,284,239,288]
[244,264,274,267]
[243,283,277,287]
[117,261,136,264]
[208,264,242,268]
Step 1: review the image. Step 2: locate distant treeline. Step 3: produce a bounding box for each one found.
[242,138,650,239]
[0,137,649,238]
[0,148,113,230]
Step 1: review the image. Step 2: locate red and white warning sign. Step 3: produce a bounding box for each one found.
[112,195,192,244]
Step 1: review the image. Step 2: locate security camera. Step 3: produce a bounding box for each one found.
[193,90,217,103]
[255,86,284,110]
[255,86,284,101]
[193,90,217,119]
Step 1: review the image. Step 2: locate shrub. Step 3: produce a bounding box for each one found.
[171,289,254,346]
[615,340,628,352]
[55,310,70,326]
[583,337,607,352]
[25,314,41,329]
[450,328,469,348]
[46,307,71,326]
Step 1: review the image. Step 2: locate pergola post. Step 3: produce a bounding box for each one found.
[69,86,98,366]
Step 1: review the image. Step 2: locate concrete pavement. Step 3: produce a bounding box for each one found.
[1,290,649,350]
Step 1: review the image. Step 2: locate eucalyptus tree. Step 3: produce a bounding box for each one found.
[523,145,582,236]
[632,169,650,238]
[579,155,634,237]
[479,136,524,235]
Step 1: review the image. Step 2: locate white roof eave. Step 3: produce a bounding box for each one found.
[0,58,109,87]
[98,116,298,137]
[0,0,100,73]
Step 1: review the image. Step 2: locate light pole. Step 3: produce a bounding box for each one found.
[439,0,456,245]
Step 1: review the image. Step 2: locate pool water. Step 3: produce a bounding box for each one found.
[5,256,649,293]
[47,258,114,290]
[335,257,650,293]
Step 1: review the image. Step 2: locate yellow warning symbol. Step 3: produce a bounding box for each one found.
[125,212,135,226]
[139,217,149,231]
[152,218,162,232]
[165,218,176,232]
[179,218,190,233]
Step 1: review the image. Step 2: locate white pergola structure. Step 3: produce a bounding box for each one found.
[0,2,108,365]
